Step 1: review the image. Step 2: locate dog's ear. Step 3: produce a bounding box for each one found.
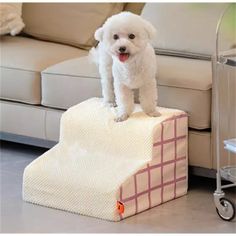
[94,27,104,42]
[143,20,156,40]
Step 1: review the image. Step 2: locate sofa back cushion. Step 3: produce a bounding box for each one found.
[141,3,230,56]
[22,3,125,49]
[124,3,145,15]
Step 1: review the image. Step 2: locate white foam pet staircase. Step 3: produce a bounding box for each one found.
[23,98,188,221]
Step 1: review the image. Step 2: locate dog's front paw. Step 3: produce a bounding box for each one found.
[115,114,129,122]
[146,110,161,117]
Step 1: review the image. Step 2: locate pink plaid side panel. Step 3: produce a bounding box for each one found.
[118,113,188,220]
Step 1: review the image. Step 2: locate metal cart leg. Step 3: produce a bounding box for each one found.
[212,3,236,222]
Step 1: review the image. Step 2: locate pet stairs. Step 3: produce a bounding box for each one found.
[23,98,188,221]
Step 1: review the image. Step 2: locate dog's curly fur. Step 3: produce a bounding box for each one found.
[90,12,160,122]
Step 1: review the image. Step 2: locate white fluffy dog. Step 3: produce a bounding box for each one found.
[90,12,160,122]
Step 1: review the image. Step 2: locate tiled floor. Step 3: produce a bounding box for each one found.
[0,141,235,233]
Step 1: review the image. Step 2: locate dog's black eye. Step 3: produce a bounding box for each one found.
[129,34,135,39]
[113,34,119,40]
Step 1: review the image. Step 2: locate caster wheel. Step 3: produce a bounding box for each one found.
[216,198,235,221]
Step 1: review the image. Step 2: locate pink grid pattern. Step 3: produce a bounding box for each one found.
[118,114,188,220]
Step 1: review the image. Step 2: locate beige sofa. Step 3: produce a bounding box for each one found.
[0,3,231,177]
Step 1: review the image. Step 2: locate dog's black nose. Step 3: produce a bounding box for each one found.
[119,47,126,53]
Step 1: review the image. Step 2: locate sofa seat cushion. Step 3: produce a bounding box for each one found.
[41,56,101,109]
[157,55,212,129]
[0,36,87,104]
[157,56,212,90]
[41,54,211,129]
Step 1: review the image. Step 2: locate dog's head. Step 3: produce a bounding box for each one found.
[95,12,156,63]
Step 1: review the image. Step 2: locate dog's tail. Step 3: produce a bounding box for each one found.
[89,46,99,65]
